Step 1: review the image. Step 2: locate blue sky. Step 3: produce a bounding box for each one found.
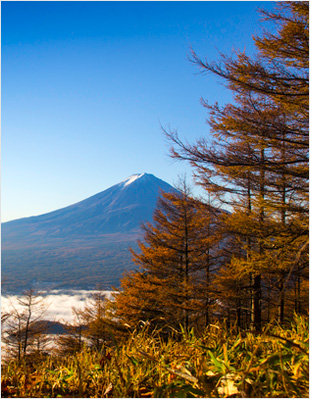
[2,1,275,222]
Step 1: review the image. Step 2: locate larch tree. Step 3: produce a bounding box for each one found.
[114,184,221,331]
[74,288,113,350]
[56,306,85,356]
[166,2,308,330]
[2,289,49,361]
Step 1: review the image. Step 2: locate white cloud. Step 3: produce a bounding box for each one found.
[1,290,114,324]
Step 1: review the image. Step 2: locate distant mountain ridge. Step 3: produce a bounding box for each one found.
[2,173,177,293]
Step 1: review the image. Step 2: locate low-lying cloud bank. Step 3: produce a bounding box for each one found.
[1,290,114,323]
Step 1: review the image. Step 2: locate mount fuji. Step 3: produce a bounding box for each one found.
[2,173,177,293]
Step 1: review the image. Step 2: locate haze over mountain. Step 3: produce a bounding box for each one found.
[2,173,177,293]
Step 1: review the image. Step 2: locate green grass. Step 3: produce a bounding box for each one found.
[2,314,309,398]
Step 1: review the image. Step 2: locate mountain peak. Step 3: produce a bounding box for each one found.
[2,173,175,291]
[2,172,176,292]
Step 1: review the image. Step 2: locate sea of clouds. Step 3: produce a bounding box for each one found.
[1,290,114,324]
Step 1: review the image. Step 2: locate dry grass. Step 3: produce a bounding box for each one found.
[2,314,308,398]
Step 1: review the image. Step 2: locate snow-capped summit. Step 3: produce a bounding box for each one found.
[122,173,145,187]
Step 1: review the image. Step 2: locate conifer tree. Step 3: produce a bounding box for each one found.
[2,289,49,361]
[114,185,220,331]
[166,2,308,329]
[75,289,110,349]
[56,307,85,356]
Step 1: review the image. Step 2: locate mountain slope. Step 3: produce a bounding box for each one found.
[2,173,176,293]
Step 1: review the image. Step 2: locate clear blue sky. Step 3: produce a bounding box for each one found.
[2,1,275,222]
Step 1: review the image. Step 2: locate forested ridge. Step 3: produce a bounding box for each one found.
[2,2,308,398]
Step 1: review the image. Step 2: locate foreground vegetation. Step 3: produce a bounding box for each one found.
[2,315,308,398]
